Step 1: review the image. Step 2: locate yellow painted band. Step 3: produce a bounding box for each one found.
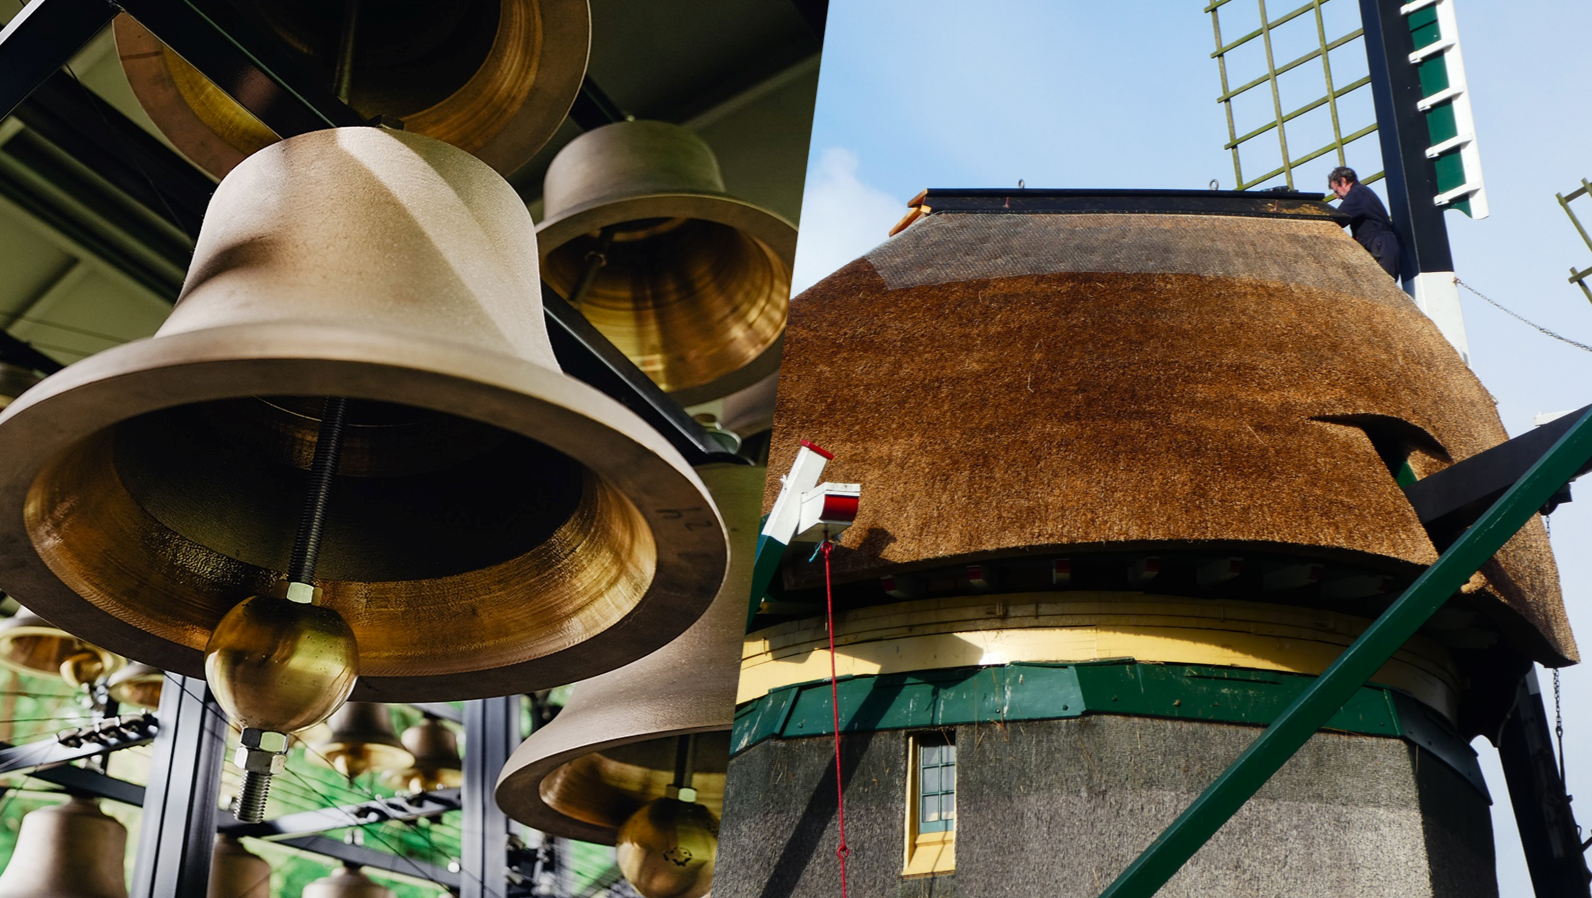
[740,593,1460,723]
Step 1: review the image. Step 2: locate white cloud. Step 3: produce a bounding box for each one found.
[791,148,907,295]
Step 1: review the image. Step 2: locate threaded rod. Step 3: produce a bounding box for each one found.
[288,397,349,584]
[235,771,273,823]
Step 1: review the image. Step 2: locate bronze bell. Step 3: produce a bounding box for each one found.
[0,127,729,703]
[208,835,271,898]
[0,796,129,898]
[310,702,414,781]
[396,716,463,792]
[113,0,590,178]
[496,464,762,861]
[106,662,165,710]
[616,798,718,898]
[538,121,797,405]
[0,608,124,689]
[303,865,394,898]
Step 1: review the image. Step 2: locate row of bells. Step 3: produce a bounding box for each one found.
[0,795,394,897]
[1,2,787,891]
[115,0,795,406]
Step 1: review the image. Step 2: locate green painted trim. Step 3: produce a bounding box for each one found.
[1100,406,1592,898]
[746,531,787,631]
[730,660,1485,797]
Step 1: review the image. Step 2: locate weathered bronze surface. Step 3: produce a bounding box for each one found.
[0,609,123,687]
[0,797,129,898]
[496,464,761,843]
[539,122,795,404]
[209,835,271,898]
[113,0,589,177]
[616,797,718,898]
[311,702,414,780]
[0,128,727,701]
[106,662,165,710]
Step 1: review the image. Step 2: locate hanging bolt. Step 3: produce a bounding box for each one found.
[234,728,289,823]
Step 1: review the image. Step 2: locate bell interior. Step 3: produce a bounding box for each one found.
[24,396,657,678]
[544,219,789,394]
[162,0,538,154]
[0,631,96,678]
[538,732,730,831]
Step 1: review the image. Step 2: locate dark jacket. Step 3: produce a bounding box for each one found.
[1337,182,1399,277]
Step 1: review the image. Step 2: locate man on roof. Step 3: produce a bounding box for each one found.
[1329,166,1400,279]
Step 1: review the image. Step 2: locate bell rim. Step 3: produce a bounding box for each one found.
[0,320,729,702]
[111,0,591,179]
[497,723,729,845]
[537,191,795,405]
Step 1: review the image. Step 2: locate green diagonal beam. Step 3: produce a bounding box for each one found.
[1100,405,1592,898]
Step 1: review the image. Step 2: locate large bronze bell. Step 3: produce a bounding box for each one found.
[0,796,129,898]
[495,464,763,853]
[0,608,124,689]
[538,121,796,405]
[303,865,394,898]
[0,127,728,703]
[310,702,414,781]
[396,716,463,792]
[208,835,271,898]
[113,0,589,178]
[106,662,165,710]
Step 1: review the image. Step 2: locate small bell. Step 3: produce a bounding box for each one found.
[311,702,414,781]
[615,798,718,898]
[303,864,395,898]
[538,121,796,404]
[106,662,165,710]
[0,609,124,689]
[396,716,463,792]
[0,795,129,898]
[208,835,270,898]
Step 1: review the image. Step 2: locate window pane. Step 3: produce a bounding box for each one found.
[922,794,940,823]
[923,765,942,794]
[922,744,942,766]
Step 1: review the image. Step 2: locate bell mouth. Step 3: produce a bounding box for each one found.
[0,617,125,684]
[113,0,589,176]
[0,323,727,701]
[539,193,796,406]
[534,732,730,843]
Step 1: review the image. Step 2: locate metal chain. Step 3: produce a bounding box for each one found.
[1454,277,1592,354]
[1556,668,1567,783]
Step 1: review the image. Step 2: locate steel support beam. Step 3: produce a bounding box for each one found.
[0,713,155,775]
[1359,0,1453,282]
[461,696,520,898]
[568,76,628,131]
[130,674,228,898]
[1497,670,1592,897]
[1099,405,1592,898]
[0,0,115,122]
[220,788,461,840]
[543,285,744,466]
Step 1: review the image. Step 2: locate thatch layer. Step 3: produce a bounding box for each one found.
[765,212,1573,665]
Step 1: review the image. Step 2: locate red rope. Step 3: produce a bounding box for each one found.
[823,538,850,897]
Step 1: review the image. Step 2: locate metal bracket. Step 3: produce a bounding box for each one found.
[219,787,461,840]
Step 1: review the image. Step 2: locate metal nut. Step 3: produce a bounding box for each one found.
[240,728,289,753]
[233,746,287,775]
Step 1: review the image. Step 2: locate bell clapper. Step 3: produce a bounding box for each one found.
[207,397,361,823]
[567,227,616,307]
[669,732,698,804]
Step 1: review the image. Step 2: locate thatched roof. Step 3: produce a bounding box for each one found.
[765,211,1574,666]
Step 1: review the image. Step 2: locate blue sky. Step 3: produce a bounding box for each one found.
[792,2,1592,892]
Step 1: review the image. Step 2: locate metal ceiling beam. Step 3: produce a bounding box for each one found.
[0,713,156,775]
[275,835,461,891]
[0,0,115,122]
[568,75,629,130]
[1099,405,1592,898]
[130,674,227,898]
[219,788,461,840]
